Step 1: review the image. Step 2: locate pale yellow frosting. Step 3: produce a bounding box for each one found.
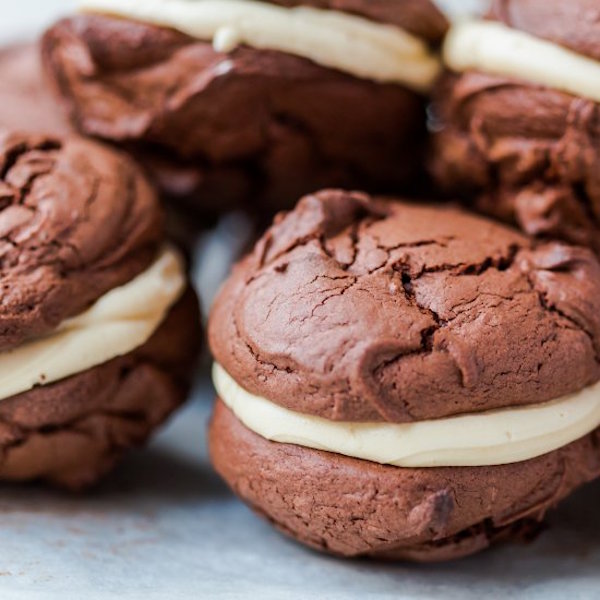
[444,20,600,103]
[213,363,600,467]
[0,246,185,400]
[78,0,441,91]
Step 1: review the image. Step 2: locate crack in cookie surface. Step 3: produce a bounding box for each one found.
[0,131,162,350]
[209,190,600,422]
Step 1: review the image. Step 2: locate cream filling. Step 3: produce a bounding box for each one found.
[213,363,600,467]
[444,20,600,103]
[78,0,441,91]
[0,246,186,401]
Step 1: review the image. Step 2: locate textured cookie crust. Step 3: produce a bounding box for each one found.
[430,0,600,253]
[41,6,445,213]
[0,288,200,489]
[0,44,71,136]
[209,190,600,422]
[210,400,600,561]
[0,131,162,350]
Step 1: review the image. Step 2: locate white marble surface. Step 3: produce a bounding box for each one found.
[0,2,599,599]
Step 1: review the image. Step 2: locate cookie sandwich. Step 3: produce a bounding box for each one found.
[431,0,600,254]
[209,190,600,561]
[42,0,447,214]
[0,131,200,489]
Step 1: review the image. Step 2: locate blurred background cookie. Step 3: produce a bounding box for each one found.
[42,0,447,216]
[430,0,600,254]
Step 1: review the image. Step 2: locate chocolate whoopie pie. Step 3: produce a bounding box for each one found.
[430,0,600,255]
[208,190,600,562]
[42,0,447,215]
[0,131,200,489]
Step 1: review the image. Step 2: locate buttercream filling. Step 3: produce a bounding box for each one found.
[78,0,441,91]
[0,246,186,401]
[444,19,600,103]
[213,363,600,467]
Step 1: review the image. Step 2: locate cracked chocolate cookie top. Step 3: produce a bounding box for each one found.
[0,131,162,350]
[209,190,600,423]
[490,0,600,60]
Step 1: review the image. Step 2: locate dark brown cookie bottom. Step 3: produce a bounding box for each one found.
[209,399,600,562]
[0,288,201,490]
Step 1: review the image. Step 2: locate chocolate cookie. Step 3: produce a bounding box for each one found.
[208,190,600,561]
[0,131,201,489]
[430,0,600,255]
[42,0,447,215]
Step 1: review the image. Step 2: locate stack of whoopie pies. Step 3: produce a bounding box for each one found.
[0,0,597,565]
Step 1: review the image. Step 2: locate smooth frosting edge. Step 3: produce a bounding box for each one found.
[78,0,441,90]
[213,362,600,467]
[444,19,600,103]
[0,246,186,401]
